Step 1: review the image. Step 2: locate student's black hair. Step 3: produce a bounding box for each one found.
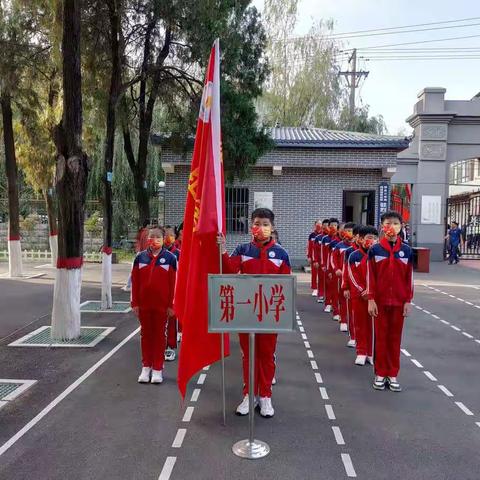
[353,225,363,235]
[344,222,356,230]
[141,219,149,229]
[380,210,403,224]
[358,225,378,237]
[164,225,175,233]
[251,208,275,223]
[329,217,339,225]
[322,218,330,224]
[451,220,458,226]
[149,225,165,235]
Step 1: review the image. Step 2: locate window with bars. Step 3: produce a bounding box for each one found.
[225,187,249,234]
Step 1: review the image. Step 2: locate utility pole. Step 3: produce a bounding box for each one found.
[339,48,369,118]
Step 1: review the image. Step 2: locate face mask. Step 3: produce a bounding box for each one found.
[164,235,175,247]
[382,224,401,238]
[343,231,353,241]
[148,238,163,249]
[329,226,337,236]
[364,238,375,249]
[315,225,322,233]
[323,226,329,234]
[252,225,272,241]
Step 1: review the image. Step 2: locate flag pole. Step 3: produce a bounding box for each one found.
[218,236,226,426]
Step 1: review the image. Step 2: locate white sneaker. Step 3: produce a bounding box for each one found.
[151,369,163,384]
[272,377,277,385]
[347,339,356,348]
[138,367,151,383]
[236,395,257,416]
[165,348,176,361]
[324,305,332,313]
[355,355,367,366]
[311,289,318,296]
[333,314,341,321]
[177,332,182,343]
[367,356,374,365]
[340,323,348,332]
[121,285,131,292]
[317,296,324,303]
[259,397,275,418]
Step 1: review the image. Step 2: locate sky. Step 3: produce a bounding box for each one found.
[253,0,480,135]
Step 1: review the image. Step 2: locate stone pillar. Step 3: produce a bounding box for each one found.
[408,88,453,261]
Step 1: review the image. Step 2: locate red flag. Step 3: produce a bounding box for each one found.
[175,39,229,398]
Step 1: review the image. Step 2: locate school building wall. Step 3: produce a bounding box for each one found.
[164,164,386,267]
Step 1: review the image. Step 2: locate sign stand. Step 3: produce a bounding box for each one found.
[232,332,270,459]
[218,239,226,427]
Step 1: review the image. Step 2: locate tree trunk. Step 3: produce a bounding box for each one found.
[44,189,58,267]
[51,0,89,340]
[101,0,122,309]
[1,91,23,277]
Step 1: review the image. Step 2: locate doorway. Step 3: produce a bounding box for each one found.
[343,190,375,225]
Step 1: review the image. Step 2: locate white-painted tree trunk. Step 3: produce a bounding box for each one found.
[8,239,23,277]
[51,268,82,340]
[101,252,113,310]
[49,234,58,267]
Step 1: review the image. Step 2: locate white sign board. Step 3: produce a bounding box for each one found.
[253,192,273,210]
[421,195,442,224]
[208,274,296,333]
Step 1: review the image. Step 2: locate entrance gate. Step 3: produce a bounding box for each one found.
[447,190,480,259]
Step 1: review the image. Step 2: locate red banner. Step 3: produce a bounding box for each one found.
[175,39,229,398]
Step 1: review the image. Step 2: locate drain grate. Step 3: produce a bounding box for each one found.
[0,379,37,406]
[9,326,115,348]
[80,301,131,313]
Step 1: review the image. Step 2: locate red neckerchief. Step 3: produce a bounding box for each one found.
[380,236,401,268]
[252,238,275,250]
[147,247,164,259]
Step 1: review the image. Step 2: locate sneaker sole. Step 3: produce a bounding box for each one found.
[373,384,386,390]
[260,413,274,418]
[388,385,402,392]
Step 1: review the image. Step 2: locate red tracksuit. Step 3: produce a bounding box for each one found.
[331,240,353,326]
[222,239,291,398]
[326,236,341,315]
[367,237,413,377]
[166,244,180,349]
[314,233,325,299]
[308,231,319,290]
[346,247,372,356]
[341,244,358,338]
[131,248,177,371]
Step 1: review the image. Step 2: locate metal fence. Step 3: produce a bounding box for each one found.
[447,190,480,259]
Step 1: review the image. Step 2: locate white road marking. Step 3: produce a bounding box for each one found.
[304,341,311,349]
[415,305,422,310]
[191,389,201,402]
[182,406,194,422]
[310,360,318,370]
[297,320,303,326]
[423,309,431,314]
[462,332,474,339]
[401,349,411,357]
[315,373,323,384]
[451,326,461,331]
[172,428,187,448]
[431,314,440,319]
[319,387,329,400]
[457,298,465,303]
[476,422,480,428]
[423,371,437,382]
[341,453,357,478]
[325,404,336,420]
[203,365,210,371]
[158,457,177,480]
[475,340,480,344]
[455,402,474,416]
[301,333,308,340]
[307,350,314,359]
[448,294,455,298]
[197,374,207,385]
[441,292,448,295]
[299,326,305,332]
[476,305,480,309]
[440,319,450,325]
[411,359,423,368]
[465,301,473,306]
[0,326,140,458]
[438,385,454,397]
[332,426,345,445]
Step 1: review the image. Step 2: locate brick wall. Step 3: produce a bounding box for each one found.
[164,164,386,265]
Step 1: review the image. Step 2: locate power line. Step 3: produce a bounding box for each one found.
[362,56,480,61]
[341,33,480,50]
[328,16,480,37]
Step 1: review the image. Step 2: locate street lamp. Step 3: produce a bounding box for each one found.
[158,180,166,226]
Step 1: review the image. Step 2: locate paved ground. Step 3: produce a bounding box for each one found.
[0,260,479,479]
